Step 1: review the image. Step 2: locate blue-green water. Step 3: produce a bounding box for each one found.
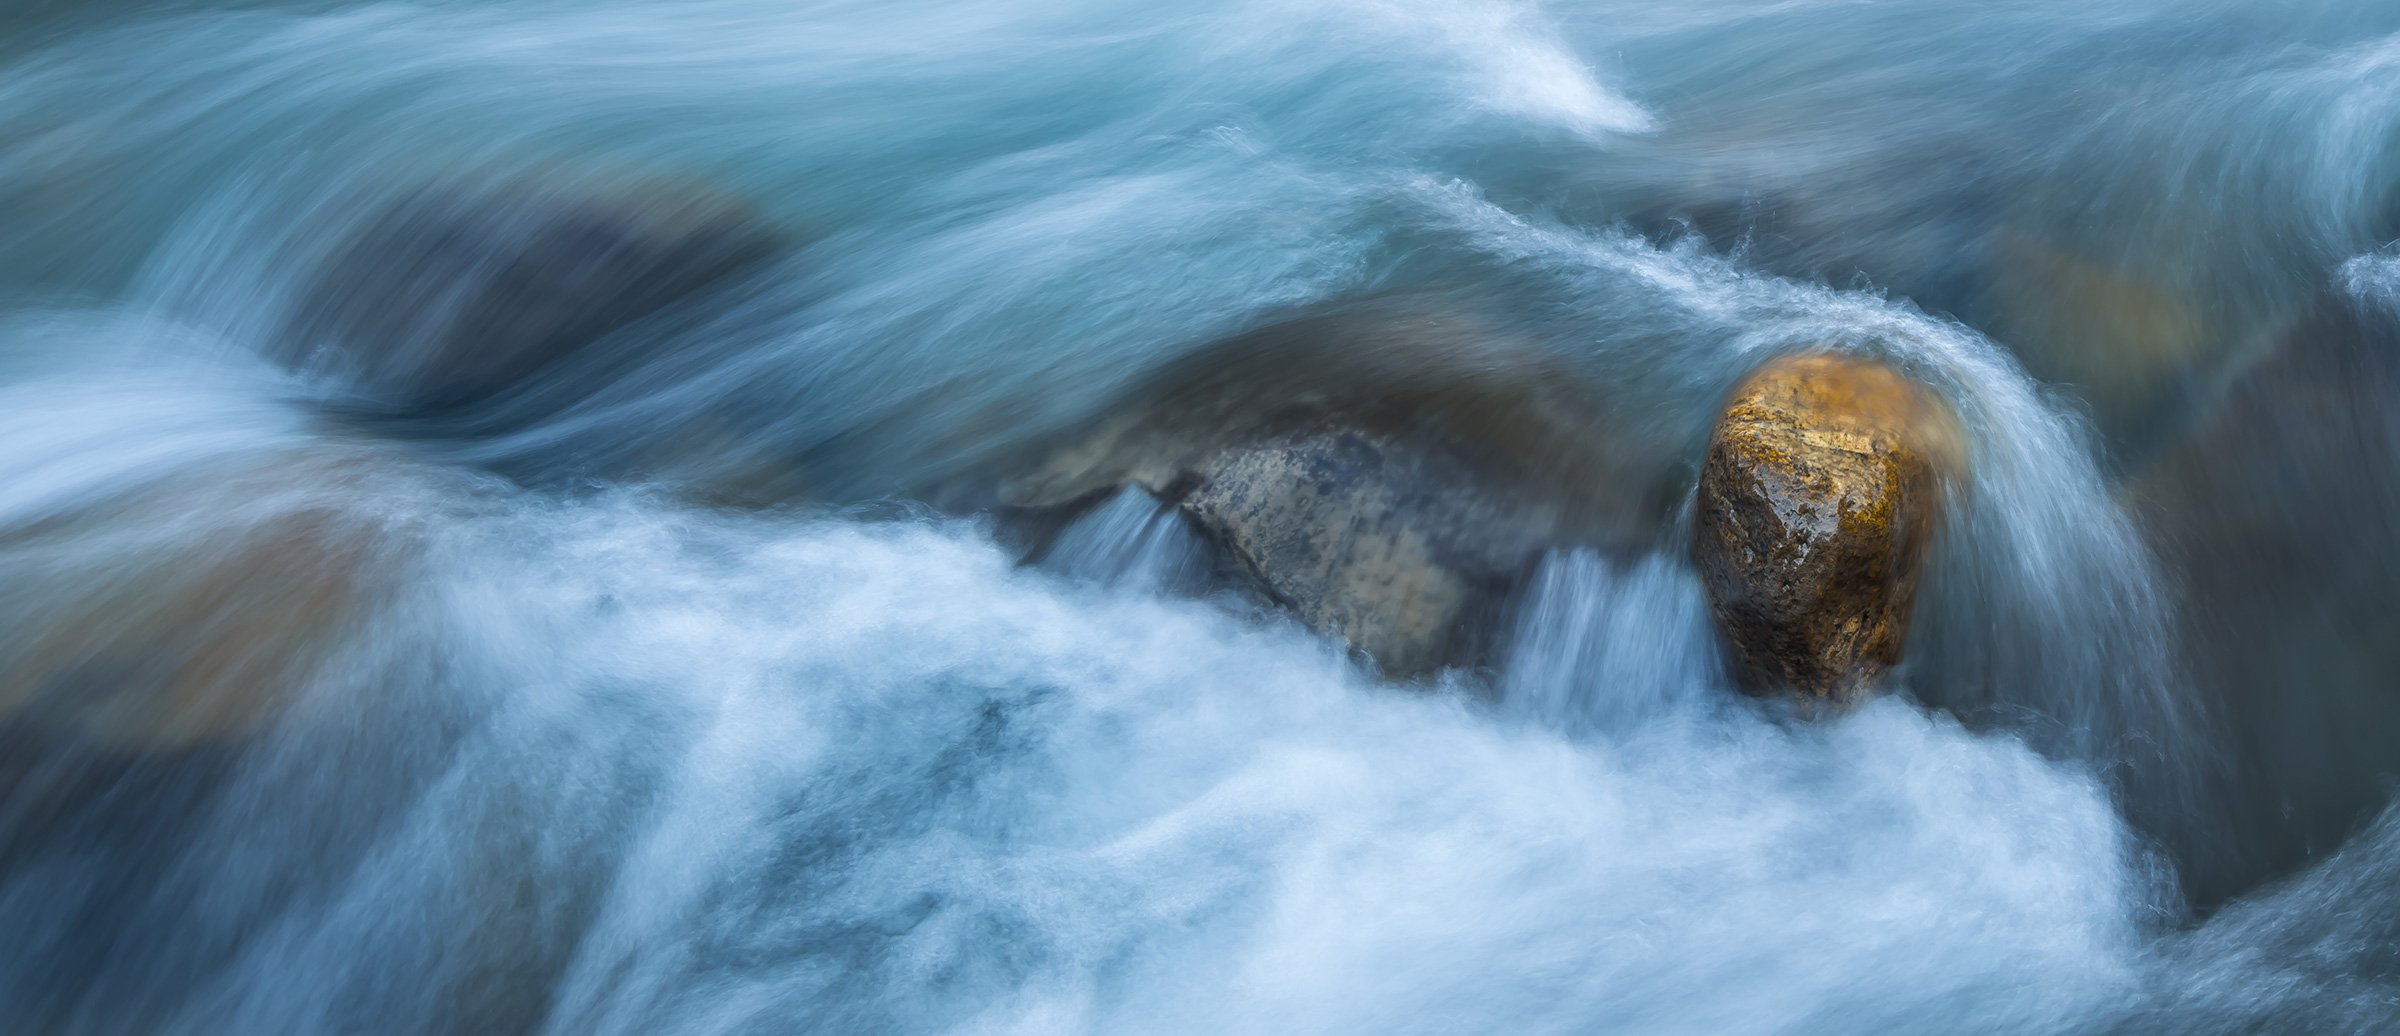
[4,1,2400,1031]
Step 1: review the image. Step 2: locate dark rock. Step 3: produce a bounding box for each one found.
[2130,274,2400,904]
[1692,352,1959,702]
[277,168,782,414]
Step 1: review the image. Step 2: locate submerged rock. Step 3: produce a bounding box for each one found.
[1692,352,1958,703]
[1002,301,1681,677]
[277,167,783,414]
[2129,275,2400,903]
[0,447,425,750]
[1973,228,2217,461]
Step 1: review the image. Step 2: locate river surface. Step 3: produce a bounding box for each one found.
[4,1,2400,1032]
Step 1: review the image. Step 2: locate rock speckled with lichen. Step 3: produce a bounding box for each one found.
[1693,352,1959,702]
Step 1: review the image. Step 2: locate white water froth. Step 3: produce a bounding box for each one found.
[1322,0,1655,136]
[0,359,2157,1033]
[4,0,2399,1028]
[2341,249,2400,309]
[420,502,2151,1034]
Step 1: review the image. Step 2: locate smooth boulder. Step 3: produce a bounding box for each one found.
[278,168,783,414]
[1693,352,1958,702]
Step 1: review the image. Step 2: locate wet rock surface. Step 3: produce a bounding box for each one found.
[1692,352,1958,703]
[1003,301,1681,677]
[1179,429,1523,677]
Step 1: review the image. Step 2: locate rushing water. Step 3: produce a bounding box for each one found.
[5,0,2400,1032]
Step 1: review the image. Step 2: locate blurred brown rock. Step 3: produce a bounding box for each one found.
[1693,352,1960,702]
[0,448,425,750]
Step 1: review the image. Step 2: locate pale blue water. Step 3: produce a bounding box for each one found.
[4,1,2400,1032]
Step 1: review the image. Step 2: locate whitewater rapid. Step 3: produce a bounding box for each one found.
[4,0,2400,1032]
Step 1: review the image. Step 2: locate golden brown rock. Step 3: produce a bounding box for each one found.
[1693,352,1959,703]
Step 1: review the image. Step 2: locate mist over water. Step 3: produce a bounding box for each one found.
[5,0,2400,1032]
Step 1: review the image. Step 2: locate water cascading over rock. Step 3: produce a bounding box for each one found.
[1002,301,1682,677]
[1692,352,1960,703]
[261,166,820,503]
[276,167,785,416]
[0,445,429,751]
